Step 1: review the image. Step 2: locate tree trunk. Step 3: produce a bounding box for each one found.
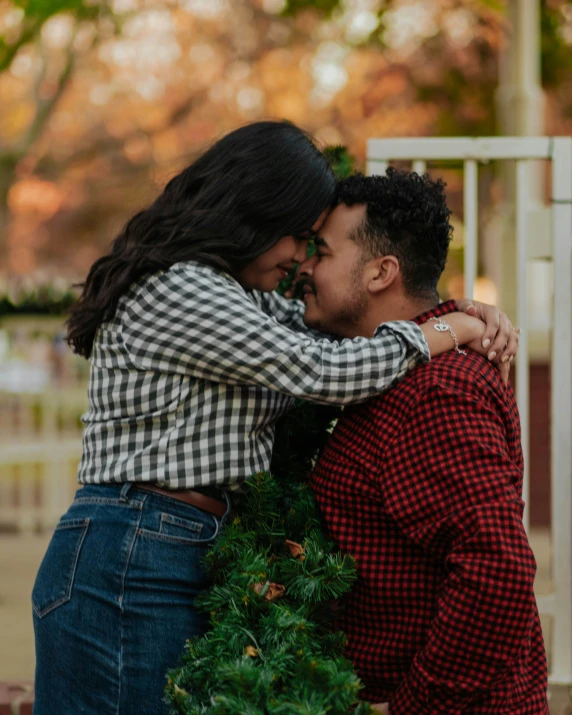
[0,154,17,254]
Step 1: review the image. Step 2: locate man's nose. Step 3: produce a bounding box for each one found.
[299,254,318,276]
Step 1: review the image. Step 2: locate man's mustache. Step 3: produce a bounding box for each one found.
[297,276,316,295]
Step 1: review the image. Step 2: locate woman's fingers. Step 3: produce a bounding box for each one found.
[457,299,521,363]
[457,299,499,353]
[498,360,511,384]
[456,298,520,382]
[479,308,501,357]
[457,299,478,317]
[499,328,520,365]
[487,311,513,363]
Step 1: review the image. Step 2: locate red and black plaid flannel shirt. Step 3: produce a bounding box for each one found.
[311,301,548,714]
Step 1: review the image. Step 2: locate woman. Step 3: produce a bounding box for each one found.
[32,121,516,714]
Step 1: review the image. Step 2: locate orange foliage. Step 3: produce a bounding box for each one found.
[8,178,65,219]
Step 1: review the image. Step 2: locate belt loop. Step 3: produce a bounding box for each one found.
[119,483,133,503]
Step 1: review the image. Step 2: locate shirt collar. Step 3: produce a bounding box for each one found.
[412,299,458,326]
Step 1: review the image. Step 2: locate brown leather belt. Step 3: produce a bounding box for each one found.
[136,484,228,518]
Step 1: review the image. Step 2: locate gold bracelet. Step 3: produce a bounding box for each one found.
[429,317,467,356]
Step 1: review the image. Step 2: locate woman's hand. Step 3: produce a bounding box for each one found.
[371,703,389,714]
[457,299,519,365]
[420,312,514,383]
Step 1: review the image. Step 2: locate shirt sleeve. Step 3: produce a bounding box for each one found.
[382,387,538,715]
[248,289,329,339]
[120,264,430,406]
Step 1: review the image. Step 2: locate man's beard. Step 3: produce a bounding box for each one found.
[305,273,368,338]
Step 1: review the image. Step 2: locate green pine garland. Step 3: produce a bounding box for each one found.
[165,400,375,715]
[166,146,373,714]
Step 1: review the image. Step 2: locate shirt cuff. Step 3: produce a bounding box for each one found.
[374,320,431,364]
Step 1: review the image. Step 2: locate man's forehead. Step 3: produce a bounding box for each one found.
[321,203,366,244]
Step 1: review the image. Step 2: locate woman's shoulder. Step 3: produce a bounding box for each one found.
[133,261,239,297]
[168,260,235,284]
[170,260,249,293]
[120,261,248,319]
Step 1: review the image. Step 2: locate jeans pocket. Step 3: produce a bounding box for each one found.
[32,517,90,618]
[141,510,220,546]
[160,513,206,539]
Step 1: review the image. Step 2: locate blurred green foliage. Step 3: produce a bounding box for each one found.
[541,1,572,88]
[282,0,341,17]
[0,284,76,316]
[0,0,103,72]
[13,0,92,19]
[322,146,356,180]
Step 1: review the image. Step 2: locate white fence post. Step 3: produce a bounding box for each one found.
[516,159,530,533]
[0,389,85,532]
[463,159,478,300]
[538,136,572,684]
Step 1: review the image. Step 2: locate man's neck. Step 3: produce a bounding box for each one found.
[361,294,439,337]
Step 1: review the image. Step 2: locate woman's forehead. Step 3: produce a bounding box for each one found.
[311,208,330,233]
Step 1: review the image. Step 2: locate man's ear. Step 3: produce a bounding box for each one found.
[366,256,400,295]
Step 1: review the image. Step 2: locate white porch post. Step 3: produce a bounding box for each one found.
[493,0,546,321]
[496,0,544,138]
[535,136,572,684]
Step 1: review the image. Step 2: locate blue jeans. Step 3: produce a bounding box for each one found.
[32,483,231,714]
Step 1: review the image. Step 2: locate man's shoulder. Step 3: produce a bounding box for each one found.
[425,348,511,398]
[342,351,515,459]
[367,348,513,424]
[329,352,515,471]
[419,348,504,391]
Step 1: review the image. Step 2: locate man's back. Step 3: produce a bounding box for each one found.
[311,302,548,714]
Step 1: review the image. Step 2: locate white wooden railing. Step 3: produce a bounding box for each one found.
[367,136,572,685]
[0,316,87,532]
[0,389,85,531]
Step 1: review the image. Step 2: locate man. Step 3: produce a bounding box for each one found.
[301,170,548,714]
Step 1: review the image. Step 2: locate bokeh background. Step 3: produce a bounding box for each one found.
[1,0,571,706]
[2,0,572,283]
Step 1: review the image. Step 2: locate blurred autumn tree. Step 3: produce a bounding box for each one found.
[1,0,571,281]
[0,1,110,249]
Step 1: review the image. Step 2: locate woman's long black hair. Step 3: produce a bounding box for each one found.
[66,121,336,358]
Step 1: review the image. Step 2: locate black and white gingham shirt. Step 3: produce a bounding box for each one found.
[77,261,430,489]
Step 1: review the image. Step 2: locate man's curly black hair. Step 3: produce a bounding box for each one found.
[336,168,453,300]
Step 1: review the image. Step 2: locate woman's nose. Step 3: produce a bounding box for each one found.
[293,242,309,264]
[299,254,318,276]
